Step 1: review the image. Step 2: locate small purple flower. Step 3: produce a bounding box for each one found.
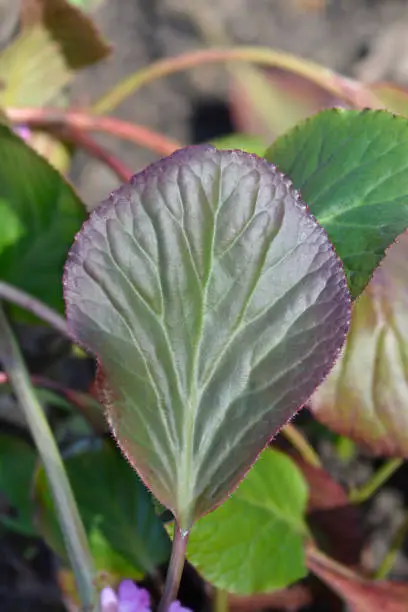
[100,580,150,612]
[100,580,192,612]
[13,125,31,142]
[168,602,192,612]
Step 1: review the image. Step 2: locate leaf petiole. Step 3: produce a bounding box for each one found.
[158,523,189,612]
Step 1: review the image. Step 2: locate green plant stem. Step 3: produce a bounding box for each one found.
[374,511,408,579]
[0,281,69,338]
[349,458,403,504]
[91,47,383,115]
[0,303,97,611]
[213,588,229,612]
[281,423,322,468]
[158,523,189,612]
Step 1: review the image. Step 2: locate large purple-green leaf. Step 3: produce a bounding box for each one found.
[311,231,408,456]
[64,145,350,530]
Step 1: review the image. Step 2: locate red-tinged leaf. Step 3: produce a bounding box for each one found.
[311,231,408,456]
[307,546,408,612]
[295,457,352,512]
[292,455,363,565]
[64,145,350,530]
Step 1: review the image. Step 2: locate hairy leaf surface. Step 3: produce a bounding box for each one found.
[64,145,350,529]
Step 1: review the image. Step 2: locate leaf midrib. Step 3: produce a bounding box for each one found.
[179,163,222,521]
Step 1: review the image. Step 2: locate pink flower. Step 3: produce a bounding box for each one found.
[100,580,192,612]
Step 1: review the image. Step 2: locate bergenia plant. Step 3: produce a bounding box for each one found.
[3,3,408,611]
[64,144,351,609]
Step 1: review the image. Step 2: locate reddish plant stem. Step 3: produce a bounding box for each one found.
[90,47,383,115]
[62,127,133,182]
[7,108,181,157]
[158,524,189,612]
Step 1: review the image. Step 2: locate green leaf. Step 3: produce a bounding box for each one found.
[0,29,69,106]
[311,230,408,457]
[210,134,267,156]
[0,199,24,255]
[0,125,86,313]
[64,145,350,530]
[265,109,408,298]
[186,449,308,594]
[35,441,170,575]
[0,435,37,536]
